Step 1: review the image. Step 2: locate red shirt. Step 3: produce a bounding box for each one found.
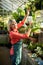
[9,17,28,55]
[9,18,28,45]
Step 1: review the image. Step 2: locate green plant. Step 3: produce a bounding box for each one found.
[27,42,37,51]
[0,22,4,30]
[35,46,43,55]
[12,7,25,23]
[12,12,19,21]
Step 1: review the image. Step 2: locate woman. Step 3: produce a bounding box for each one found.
[8,12,36,65]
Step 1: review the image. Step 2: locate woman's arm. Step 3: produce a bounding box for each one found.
[17,15,27,29]
[17,10,30,29]
[9,29,31,39]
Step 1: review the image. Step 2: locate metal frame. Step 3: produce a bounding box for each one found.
[0,0,29,16]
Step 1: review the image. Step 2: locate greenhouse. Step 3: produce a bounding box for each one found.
[0,0,43,65]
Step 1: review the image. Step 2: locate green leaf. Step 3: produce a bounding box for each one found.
[12,12,19,20]
[31,27,40,32]
[17,7,23,13]
[20,11,25,16]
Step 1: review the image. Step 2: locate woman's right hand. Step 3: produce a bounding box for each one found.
[26,9,30,16]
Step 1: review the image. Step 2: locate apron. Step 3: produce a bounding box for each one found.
[10,40,22,65]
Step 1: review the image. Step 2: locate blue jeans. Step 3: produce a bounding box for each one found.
[10,40,22,65]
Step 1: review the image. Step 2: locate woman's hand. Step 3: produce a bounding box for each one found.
[26,9,30,16]
[29,37,37,43]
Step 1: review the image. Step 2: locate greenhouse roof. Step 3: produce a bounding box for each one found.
[1,0,29,11]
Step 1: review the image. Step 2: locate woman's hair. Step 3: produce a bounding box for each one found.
[7,19,16,31]
[7,19,12,31]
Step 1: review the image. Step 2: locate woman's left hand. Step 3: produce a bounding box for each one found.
[29,37,37,43]
[26,9,30,16]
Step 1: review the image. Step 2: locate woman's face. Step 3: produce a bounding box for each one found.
[10,21,17,30]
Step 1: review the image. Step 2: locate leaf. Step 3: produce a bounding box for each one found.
[17,7,23,13]
[31,27,40,32]
[12,12,19,20]
[20,11,25,16]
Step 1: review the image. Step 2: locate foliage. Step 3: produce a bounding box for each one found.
[27,41,43,56]
[17,7,25,16]
[0,22,4,27]
[0,16,9,31]
[12,12,19,21]
[12,0,41,23]
[12,7,25,23]
[0,22,7,31]
[27,42,37,51]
